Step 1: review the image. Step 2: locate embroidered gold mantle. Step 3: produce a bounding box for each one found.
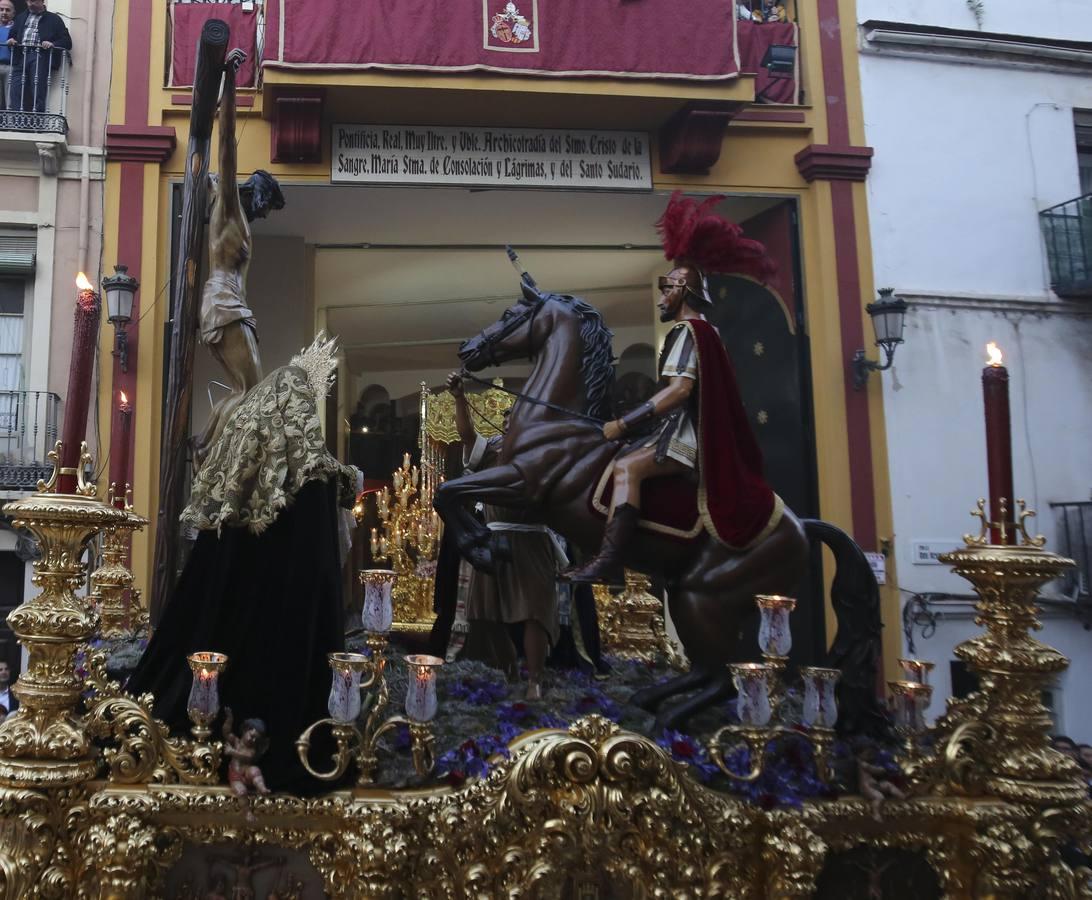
[182,365,355,534]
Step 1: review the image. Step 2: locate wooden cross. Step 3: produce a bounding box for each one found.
[151,20,230,620]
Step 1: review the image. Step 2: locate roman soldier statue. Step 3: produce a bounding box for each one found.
[563,192,783,585]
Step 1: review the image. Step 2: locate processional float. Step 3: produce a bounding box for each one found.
[1,16,1089,896]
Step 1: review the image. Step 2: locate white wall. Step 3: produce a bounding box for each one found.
[883,305,1092,733]
[857,0,1092,42]
[859,2,1092,738]
[862,58,1089,297]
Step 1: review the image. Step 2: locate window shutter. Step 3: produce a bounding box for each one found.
[0,236,36,276]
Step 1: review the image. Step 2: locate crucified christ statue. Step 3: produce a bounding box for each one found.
[194,47,284,465]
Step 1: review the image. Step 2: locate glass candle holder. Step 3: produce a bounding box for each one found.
[755,595,796,658]
[359,568,396,634]
[327,652,369,723]
[730,662,773,727]
[404,654,443,723]
[898,658,935,685]
[889,680,933,732]
[186,651,228,723]
[800,666,841,729]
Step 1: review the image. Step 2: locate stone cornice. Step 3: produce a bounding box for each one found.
[794,144,873,182]
[104,125,177,164]
[902,290,1092,317]
[860,21,1092,73]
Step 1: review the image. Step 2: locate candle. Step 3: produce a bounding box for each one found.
[982,342,1015,544]
[186,651,228,730]
[755,595,795,658]
[898,658,935,685]
[800,666,840,729]
[327,653,368,723]
[109,391,132,507]
[359,568,396,634]
[58,274,102,493]
[730,662,773,727]
[404,654,443,722]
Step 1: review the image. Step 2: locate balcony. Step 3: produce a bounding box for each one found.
[1050,500,1092,624]
[1040,193,1092,299]
[168,1,801,135]
[0,45,70,172]
[0,390,60,495]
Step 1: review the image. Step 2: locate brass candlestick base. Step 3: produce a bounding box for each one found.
[934,541,1084,806]
[0,443,128,787]
[594,571,687,669]
[89,484,148,638]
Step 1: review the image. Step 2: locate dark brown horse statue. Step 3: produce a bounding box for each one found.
[434,283,876,729]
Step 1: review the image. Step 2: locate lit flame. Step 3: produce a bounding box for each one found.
[986,342,1003,367]
[75,272,94,292]
[119,391,128,404]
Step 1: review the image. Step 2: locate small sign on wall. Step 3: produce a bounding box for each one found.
[331,124,652,191]
[912,540,962,565]
[865,551,887,585]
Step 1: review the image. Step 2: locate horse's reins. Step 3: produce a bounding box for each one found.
[460,247,606,427]
[458,370,605,426]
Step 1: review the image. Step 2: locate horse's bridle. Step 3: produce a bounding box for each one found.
[461,299,604,426]
[472,298,542,368]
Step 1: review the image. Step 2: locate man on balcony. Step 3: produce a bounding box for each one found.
[0,0,14,111]
[5,0,71,115]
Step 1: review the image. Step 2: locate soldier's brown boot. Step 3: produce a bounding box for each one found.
[562,503,639,586]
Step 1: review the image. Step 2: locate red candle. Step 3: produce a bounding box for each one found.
[58,274,102,493]
[982,342,1015,545]
[109,391,132,508]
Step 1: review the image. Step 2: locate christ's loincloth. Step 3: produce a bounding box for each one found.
[200,269,257,346]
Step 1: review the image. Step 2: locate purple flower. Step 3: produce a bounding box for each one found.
[656,730,720,783]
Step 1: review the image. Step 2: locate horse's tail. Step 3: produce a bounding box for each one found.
[802,519,891,739]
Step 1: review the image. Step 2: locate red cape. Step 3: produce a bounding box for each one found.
[685,318,782,548]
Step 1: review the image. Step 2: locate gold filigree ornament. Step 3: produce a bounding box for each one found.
[0,445,128,788]
[592,570,688,669]
[88,488,148,639]
[4,456,1092,895]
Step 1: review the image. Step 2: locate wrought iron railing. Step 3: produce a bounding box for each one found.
[0,390,59,491]
[1050,500,1091,616]
[0,44,70,135]
[1040,193,1092,299]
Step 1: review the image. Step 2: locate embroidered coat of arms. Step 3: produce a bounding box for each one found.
[490,1,532,44]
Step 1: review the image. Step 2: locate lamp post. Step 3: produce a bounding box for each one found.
[852,287,908,390]
[102,265,139,374]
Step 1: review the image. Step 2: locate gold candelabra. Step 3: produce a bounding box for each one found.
[902,499,1087,808]
[88,483,149,638]
[593,570,687,669]
[708,595,840,783]
[296,633,440,786]
[0,441,223,788]
[370,451,443,632]
[0,441,129,786]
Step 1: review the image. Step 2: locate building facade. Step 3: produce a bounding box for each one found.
[857,0,1092,733]
[102,0,899,676]
[0,0,110,671]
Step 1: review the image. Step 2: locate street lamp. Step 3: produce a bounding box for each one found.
[852,288,908,390]
[102,265,139,373]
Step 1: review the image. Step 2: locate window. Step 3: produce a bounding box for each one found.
[0,279,25,394]
[1076,110,1092,196]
